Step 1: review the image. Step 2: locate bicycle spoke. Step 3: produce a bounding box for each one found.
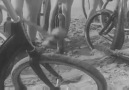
[101,35,112,42]
[107,34,114,39]
[42,63,63,80]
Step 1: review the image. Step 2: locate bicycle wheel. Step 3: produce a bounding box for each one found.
[110,0,125,50]
[85,9,116,50]
[11,54,107,90]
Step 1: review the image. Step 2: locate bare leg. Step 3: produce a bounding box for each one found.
[25,0,42,42]
[99,0,103,9]
[48,0,58,34]
[87,0,101,19]
[62,0,73,33]
[48,0,73,34]
[41,0,51,31]
[11,0,24,18]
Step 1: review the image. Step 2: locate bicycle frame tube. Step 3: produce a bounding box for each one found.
[0,22,34,77]
[0,0,35,75]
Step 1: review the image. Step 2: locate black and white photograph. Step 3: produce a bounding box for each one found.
[0,0,129,90]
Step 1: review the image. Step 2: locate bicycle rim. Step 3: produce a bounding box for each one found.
[11,54,107,90]
[84,9,113,50]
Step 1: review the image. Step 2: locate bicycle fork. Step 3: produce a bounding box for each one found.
[28,50,62,89]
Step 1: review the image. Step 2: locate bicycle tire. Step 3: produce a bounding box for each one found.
[11,54,107,90]
[85,9,113,50]
[110,0,125,50]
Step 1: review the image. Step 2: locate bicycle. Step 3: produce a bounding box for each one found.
[84,0,125,50]
[0,0,107,90]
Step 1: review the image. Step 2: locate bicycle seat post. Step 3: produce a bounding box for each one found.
[55,3,64,28]
[58,4,65,28]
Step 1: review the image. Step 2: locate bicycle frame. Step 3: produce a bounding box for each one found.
[0,1,59,89]
[99,0,125,35]
[0,0,35,86]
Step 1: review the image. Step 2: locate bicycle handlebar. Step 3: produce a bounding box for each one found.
[2,0,20,22]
